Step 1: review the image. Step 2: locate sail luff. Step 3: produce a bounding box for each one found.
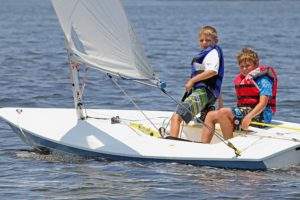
[51,0,158,82]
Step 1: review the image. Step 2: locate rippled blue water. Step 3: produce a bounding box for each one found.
[0,0,299,199]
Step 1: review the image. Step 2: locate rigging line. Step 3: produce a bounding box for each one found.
[252,134,300,143]
[107,74,163,138]
[233,129,300,143]
[233,132,300,153]
[160,88,241,157]
[163,116,172,132]
[250,121,300,132]
[87,113,168,122]
[234,136,262,154]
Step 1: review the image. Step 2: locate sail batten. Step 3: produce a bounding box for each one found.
[51,0,157,82]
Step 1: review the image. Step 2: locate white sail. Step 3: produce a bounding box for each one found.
[51,0,157,82]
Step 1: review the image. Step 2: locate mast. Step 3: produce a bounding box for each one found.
[69,61,85,120]
[66,42,85,120]
[51,0,161,120]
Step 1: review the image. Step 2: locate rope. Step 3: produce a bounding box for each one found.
[252,134,300,142]
[107,74,163,137]
[160,88,242,157]
[65,61,240,155]
[250,121,300,132]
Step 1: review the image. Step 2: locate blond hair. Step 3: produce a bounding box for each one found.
[237,47,259,67]
[199,25,218,44]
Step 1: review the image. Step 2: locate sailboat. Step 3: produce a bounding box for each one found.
[0,0,299,170]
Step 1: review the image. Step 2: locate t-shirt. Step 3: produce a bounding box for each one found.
[202,49,220,73]
[192,49,220,73]
[255,76,273,122]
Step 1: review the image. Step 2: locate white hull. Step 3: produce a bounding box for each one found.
[0,107,299,170]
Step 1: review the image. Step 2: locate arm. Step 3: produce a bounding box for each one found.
[241,95,269,130]
[241,76,273,130]
[185,49,219,91]
[185,70,217,91]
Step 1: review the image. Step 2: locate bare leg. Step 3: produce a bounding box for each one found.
[170,113,183,138]
[217,108,235,140]
[201,110,218,143]
[201,108,235,143]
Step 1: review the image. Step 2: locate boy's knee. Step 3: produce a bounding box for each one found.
[205,111,214,120]
[205,110,219,123]
[171,113,182,123]
[218,108,231,116]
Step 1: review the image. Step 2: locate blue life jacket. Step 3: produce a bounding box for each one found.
[190,45,224,98]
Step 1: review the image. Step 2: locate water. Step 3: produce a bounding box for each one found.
[0,0,299,199]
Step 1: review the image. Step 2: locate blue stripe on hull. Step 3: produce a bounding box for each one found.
[8,123,267,170]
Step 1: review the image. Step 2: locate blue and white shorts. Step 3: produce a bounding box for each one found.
[231,107,263,130]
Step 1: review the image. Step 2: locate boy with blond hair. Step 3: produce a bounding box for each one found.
[201,48,277,143]
[169,25,224,138]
